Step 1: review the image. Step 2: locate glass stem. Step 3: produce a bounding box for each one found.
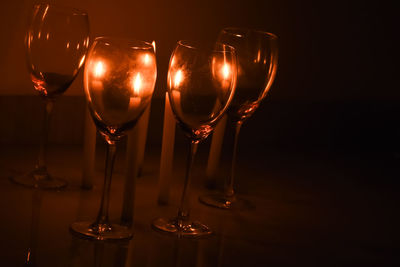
[95,141,117,225]
[36,98,54,175]
[177,140,199,224]
[225,121,243,199]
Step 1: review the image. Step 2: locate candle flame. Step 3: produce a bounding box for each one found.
[93,61,105,78]
[143,54,150,65]
[132,73,142,95]
[152,41,156,53]
[174,70,183,87]
[222,63,230,79]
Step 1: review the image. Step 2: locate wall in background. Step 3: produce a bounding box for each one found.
[1,1,396,101]
[0,1,398,155]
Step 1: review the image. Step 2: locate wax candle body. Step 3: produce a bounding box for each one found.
[137,103,151,175]
[121,104,151,226]
[82,107,96,189]
[157,92,176,205]
[206,114,227,188]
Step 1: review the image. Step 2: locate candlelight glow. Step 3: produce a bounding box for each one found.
[211,56,235,91]
[152,41,156,53]
[144,54,150,64]
[93,61,105,78]
[132,73,142,95]
[174,70,183,87]
[222,63,231,79]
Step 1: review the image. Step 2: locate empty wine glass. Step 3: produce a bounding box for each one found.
[152,40,237,237]
[12,3,89,189]
[70,37,157,240]
[199,28,278,209]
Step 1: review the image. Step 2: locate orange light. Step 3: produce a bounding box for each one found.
[85,37,90,48]
[132,73,142,95]
[256,49,261,63]
[78,55,86,68]
[222,63,230,80]
[93,61,105,78]
[174,70,183,87]
[142,54,152,65]
[42,5,49,21]
[152,41,156,53]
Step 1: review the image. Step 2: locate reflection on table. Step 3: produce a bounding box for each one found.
[0,145,397,266]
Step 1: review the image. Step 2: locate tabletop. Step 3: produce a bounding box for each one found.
[0,144,398,266]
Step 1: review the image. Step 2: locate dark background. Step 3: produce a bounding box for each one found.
[1,0,398,154]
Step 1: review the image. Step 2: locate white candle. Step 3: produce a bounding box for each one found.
[137,103,151,176]
[157,92,176,205]
[206,114,227,187]
[81,107,96,189]
[120,103,151,226]
[120,119,139,226]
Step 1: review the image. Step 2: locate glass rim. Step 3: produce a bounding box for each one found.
[221,27,278,40]
[177,40,198,50]
[93,36,155,51]
[34,2,88,16]
[177,40,236,53]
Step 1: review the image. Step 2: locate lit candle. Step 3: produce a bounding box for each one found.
[128,72,142,109]
[121,43,156,224]
[81,107,96,189]
[157,92,176,205]
[206,114,227,188]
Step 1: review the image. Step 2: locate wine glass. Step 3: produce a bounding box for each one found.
[199,28,278,209]
[152,40,237,237]
[12,3,89,189]
[70,37,157,240]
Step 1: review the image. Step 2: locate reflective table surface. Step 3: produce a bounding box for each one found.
[0,145,398,266]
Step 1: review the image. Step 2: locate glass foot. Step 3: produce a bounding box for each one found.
[152,217,212,237]
[11,169,67,190]
[199,194,253,210]
[70,221,133,241]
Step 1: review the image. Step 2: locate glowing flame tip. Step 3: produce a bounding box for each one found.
[94,61,105,77]
[133,73,142,94]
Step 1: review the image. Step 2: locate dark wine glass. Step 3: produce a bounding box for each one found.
[70,37,157,240]
[12,3,89,189]
[152,41,237,237]
[199,28,278,209]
